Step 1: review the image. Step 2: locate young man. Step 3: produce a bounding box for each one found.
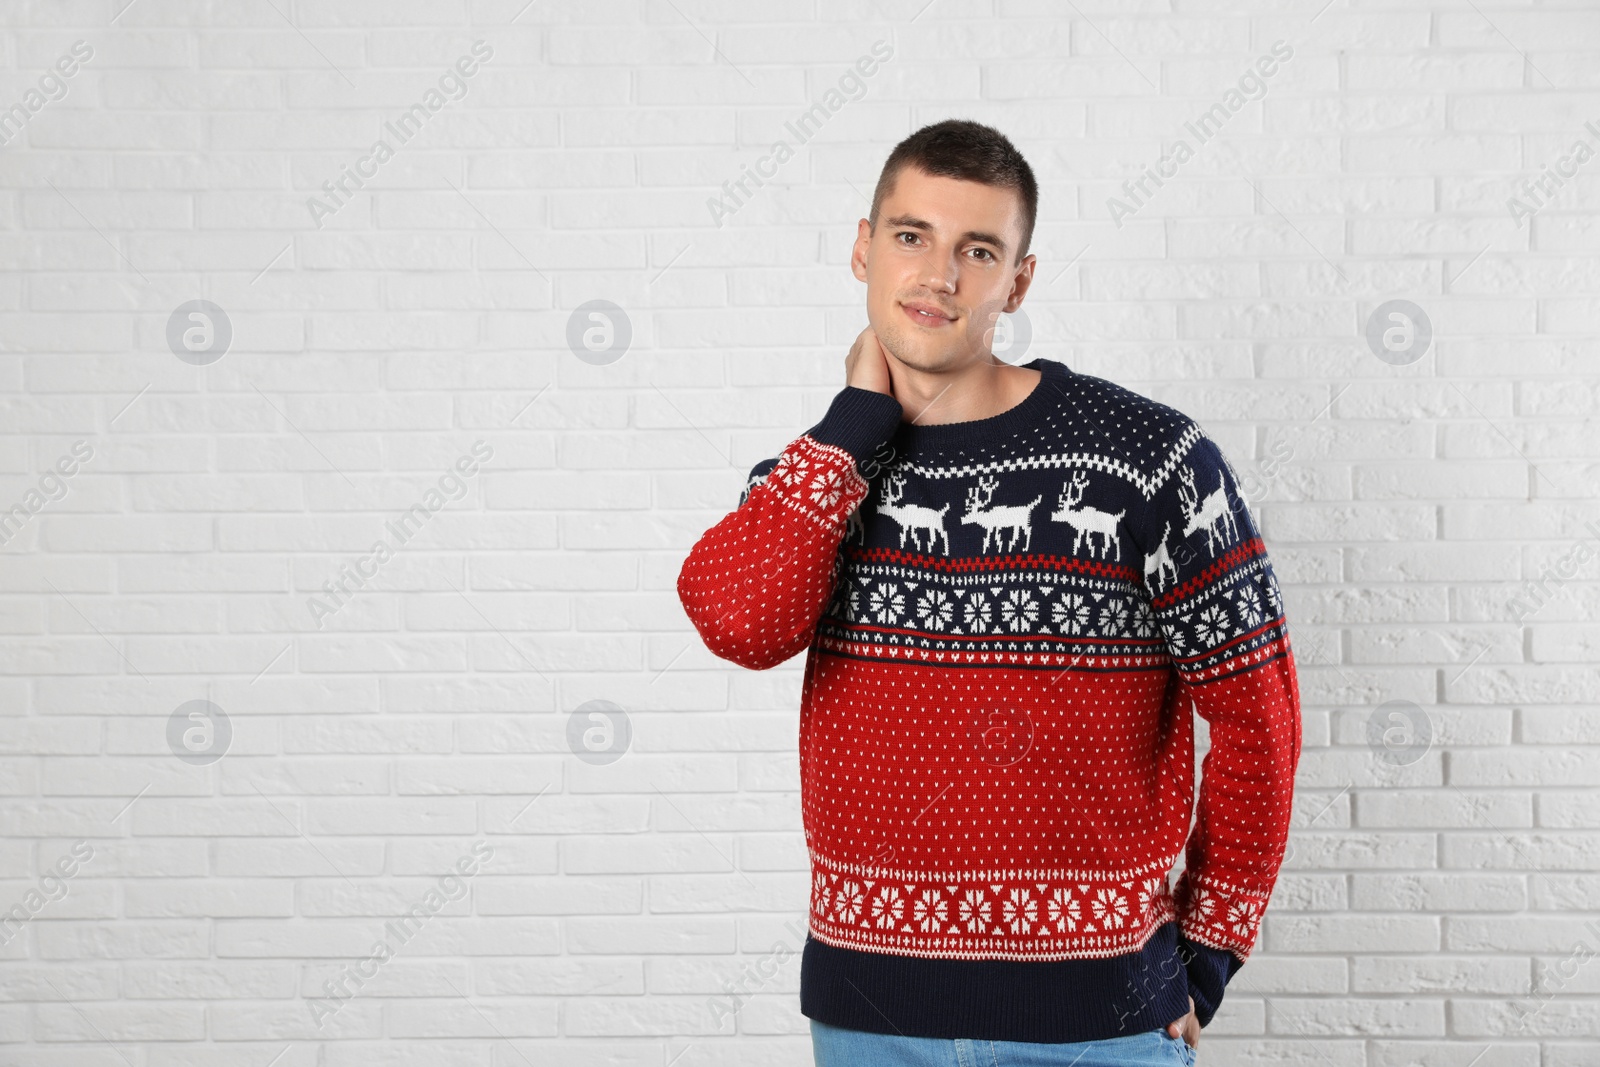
[677,120,1302,1065]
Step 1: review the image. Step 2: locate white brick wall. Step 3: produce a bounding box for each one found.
[2,0,1597,1062]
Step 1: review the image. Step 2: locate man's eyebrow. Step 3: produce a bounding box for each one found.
[883,213,1010,256]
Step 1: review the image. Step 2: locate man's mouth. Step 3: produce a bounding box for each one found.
[902,301,956,328]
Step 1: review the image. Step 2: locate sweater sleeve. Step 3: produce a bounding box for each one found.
[676,386,903,671]
[1136,421,1303,1027]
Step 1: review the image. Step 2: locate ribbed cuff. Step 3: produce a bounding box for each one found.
[1177,931,1243,1028]
[805,386,903,471]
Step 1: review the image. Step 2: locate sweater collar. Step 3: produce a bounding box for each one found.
[892,357,1067,453]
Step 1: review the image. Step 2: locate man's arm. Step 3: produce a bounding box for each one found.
[1139,421,1303,1027]
[676,383,902,671]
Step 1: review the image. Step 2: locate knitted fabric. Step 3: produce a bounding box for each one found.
[677,357,1302,1043]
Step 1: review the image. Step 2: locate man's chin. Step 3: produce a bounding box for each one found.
[875,329,933,362]
[885,343,987,374]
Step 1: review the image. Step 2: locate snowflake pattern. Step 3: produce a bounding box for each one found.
[1188,886,1218,926]
[812,567,1283,695]
[807,873,1206,953]
[1090,886,1128,930]
[1047,886,1081,933]
[1226,896,1262,940]
[1166,620,1189,655]
[1002,886,1038,934]
[1177,882,1267,952]
[1194,602,1231,646]
[772,451,809,488]
[1135,875,1163,913]
[916,588,954,631]
[812,871,832,916]
[840,584,861,622]
[963,594,993,633]
[1264,573,1283,615]
[1234,584,1263,629]
[913,888,948,932]
[1000,589,1038,632]
[958,888,991,933]
[833,880,864,925]
[869,582,904,625]
[871,884,905,929]
[808,466,844,510]
[1052,593,1090,634]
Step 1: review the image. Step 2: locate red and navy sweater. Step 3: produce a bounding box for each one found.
[677,357,1302,1043]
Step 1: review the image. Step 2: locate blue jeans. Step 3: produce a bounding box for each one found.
[810,1019,1198,1066]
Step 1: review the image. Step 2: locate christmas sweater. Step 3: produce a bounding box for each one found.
[676,357,1303,1043]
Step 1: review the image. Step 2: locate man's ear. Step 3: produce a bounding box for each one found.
[850,218,872,282]
[1005,253,1037,313]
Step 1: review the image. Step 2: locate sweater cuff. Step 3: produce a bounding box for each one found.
[1177,931,1243,1028]
[805,386,903,471]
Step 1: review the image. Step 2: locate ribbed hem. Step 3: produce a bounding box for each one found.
[805,386,903,471]
[1177,931,1242,1028]
[800,920,1193,1044]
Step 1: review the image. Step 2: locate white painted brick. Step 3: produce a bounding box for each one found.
[281,717,451,755]
[1347,53,1524,91]
[303,798,477,836]
[1168,216,1343,258]
[476,956,643,996]
[37,920,211,960]
[212,840,385,879]
[28,113,201,150]
[1538,790,1600,828]
[206,1000,383,1040]
[387,998,557,1038]
[1271,915,1440,953]
[0,877,115,918]
[121,959,294,1004]
[1351,954,1528,995]
[475,876,642,916]
[987,61,1158,99]
[1350,134,1524,175]
[217,751,393,796]
[390,756,558,795]
[34,1002,206,1041]
[123,879,295,918]
[1439,11,1600,48]
[1256,13,1431,50]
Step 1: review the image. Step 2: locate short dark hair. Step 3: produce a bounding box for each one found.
[868,119,1038,266]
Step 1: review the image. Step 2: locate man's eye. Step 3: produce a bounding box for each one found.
[971,248,994,261]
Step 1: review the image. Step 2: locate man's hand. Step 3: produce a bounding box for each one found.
[845,325,894,397]
[1166,994,1200,1050]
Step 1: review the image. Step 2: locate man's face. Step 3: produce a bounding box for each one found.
[851,165,1035,374]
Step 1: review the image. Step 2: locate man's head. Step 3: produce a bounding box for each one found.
[852,119,1038,374]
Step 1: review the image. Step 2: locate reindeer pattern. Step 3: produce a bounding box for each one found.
[961,474,1041,553]
[817,431,1265,667]
[844,470,1158,566]
[1049,470,1125,560]
[851,468,1133,560]
[874,471,950,554]
[844,455,1243,567]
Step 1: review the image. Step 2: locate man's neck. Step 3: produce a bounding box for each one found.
[890,356,1042,427]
